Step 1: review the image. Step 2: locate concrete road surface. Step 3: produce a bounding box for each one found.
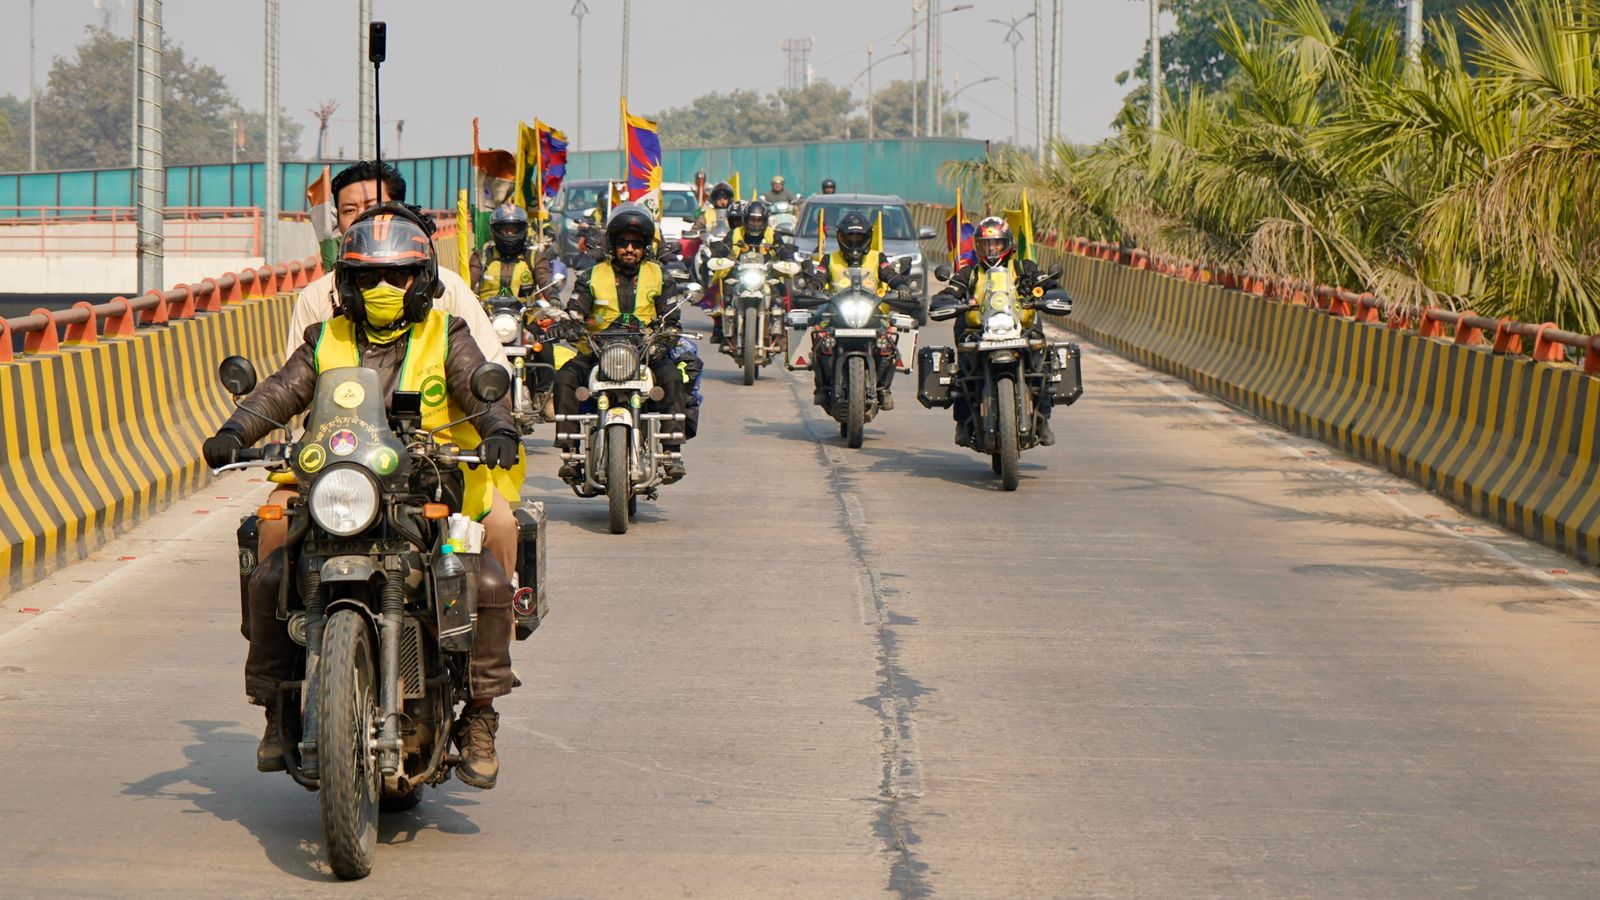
[3,312,1600,898]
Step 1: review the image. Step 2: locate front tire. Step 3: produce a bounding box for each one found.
[996,379,1020,491]
[742,312,759,386]
[606,423,630,535]
[318,610,380,880]
[846,356,866,449]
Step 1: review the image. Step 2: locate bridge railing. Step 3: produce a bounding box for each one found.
[0,206,264,257]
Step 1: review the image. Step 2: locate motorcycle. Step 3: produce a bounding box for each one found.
[483,275,571,430]
[923,265,1081,490]
[215,356,548,880]
[788,267,921,448]
[553,288,703,534]
[693,218,732,310]
[706,252,801,385]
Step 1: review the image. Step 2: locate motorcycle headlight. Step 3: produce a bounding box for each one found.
[837,296,875,328]
[598,342,642,382]
[309,466,380,537]
[986,312,1019,336]
[492,312,520,344]
[739,268,766,292]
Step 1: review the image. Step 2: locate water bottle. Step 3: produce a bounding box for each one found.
[435,544,468,611]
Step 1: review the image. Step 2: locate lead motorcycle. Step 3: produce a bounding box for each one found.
[706,252,801,385]
[553,287,702,534]
[789,268,921,448]
[922,265,1080,490]
[217,357,548,880]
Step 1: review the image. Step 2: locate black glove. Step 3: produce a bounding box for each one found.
[202,430,243,468]
[478,432,520,470]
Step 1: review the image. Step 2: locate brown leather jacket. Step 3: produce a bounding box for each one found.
[223,317,517,446]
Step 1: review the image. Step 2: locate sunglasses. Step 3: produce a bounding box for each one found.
[612,237,648,249]
[353,269,419,291]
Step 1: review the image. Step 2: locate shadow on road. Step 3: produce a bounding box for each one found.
[121,719,487,881]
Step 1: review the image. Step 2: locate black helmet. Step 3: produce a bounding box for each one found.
[334,203,443,330]
[727,199,747,230]
[709,181,734,205]
[821,178,836,194]
[837,210,872,257]
[489,203,529,257]
[604,202,656,261]
[743,201,770,237]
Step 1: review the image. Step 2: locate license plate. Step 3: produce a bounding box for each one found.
[979,338,1027,350]
[833,328,878,338]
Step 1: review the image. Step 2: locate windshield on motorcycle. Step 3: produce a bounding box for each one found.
[829,268,882,330]
[297,367,409,481]
[979,268,1024,338]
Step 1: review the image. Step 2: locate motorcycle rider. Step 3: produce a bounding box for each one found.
[801,210,914,410]
[203,205,521,790]
[551,203,699,482]
[931,216,1063,447]
[471,202,555,302]
[763,174,798,205]
[708,200,798,343]
[691,181,735,235]
[819,178,837,195]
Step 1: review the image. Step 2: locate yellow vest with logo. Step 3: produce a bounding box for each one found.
[312,310,500,519]
[477,250,536,300]
[731,225,775,254]
[586,261,663,332]
[967,262,1036,330]
[826,250,883,293]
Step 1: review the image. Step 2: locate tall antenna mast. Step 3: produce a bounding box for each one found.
[368,21,386,200]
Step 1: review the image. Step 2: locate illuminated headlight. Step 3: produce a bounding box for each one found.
[837,295,875,328]
[598,342,641,382]
[492,312,520,344]
[309,467,380,537]
[738,267,766,292]
[986,312,1019,336]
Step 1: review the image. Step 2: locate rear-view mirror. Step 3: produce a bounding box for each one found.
[918,226,937,240]
[470,363,511,404]
[218,356,258,397]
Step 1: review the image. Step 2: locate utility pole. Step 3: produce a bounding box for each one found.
[264,0,280,262]
[135,0,163,294]
[1406,0,1424,68]
[1033,0,1045,161]
[868,44,876,140]
[620,0,632,165]
[357,0,373,158]
[572,1,588,151]
[990,13,1035,148]
[909,1,919,137]
[1149,0,1162,135]
[28,0,36,171]
[924,3,935,141]
[1049,0,1063,143]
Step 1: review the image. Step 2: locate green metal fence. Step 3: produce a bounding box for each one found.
[0,138,982,215]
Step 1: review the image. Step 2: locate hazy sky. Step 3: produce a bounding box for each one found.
[1,1,1157,160]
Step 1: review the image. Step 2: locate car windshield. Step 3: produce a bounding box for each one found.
[661,190,698,217]
[797,202,915,241]
[562,185,607,213]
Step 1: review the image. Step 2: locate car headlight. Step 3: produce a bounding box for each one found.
[738,267,766,292]
[309,467,380,537]
[598,342,642,382]
[986,312,1019,336]
[836,295,876,328]
[492,312,520,344]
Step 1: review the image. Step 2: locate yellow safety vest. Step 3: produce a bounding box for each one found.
[968,263,1036,330]
[477,250,536,300]
[313,310,501,519]
[586,261,663,332]
[731,225,775,254]
[826,250,883,292]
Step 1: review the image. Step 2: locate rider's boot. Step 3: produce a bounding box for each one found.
[454,705,500,790]
[879,388,895,411]
[1036,416,1056,446]
[711,316,724,344]
[257,703,286,773]
[955,418,974,447]
[663,447,687,484]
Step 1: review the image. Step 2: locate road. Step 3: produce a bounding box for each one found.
[3,311,1600,898]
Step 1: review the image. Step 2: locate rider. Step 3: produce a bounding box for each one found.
[931,216,1063,446]
[763,175,798,205]
[709,200,798,343]
[802,210,915,410]
[819,178,837,195]
[692,181,735,234]
[552,203,699,482]
[202,205,521,790]
[472,202,555,302]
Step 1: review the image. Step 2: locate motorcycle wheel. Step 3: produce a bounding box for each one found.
[606,423,630,535]
[318,609,380,880]
[846,356,866,449]
[996,379,1020,491]
[742,313,760,385]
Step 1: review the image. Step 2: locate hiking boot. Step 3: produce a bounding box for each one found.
[954,420,974,447]
[663,458,687,483]
[879,389,895,411]
[557,461,581,482]
[257,705,286,773]
[454,707,500,790]
[1037,418,1056,447]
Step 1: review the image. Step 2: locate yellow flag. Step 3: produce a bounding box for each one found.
[730,172,741,201]
[870,210,884,252]
[1003,189,1036,262]
[455,189,472,282]
[514,121,540,213]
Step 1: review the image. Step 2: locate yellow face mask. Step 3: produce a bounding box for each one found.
[360,283,411,343]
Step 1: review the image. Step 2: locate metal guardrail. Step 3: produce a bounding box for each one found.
[0,254,321,364]
[0,206,264,256]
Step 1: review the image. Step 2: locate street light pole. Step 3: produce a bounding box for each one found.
[28,0,36,171]
[1148,0,1162,135]
[135,0,163,294]
[358,0,372,158]
[1033,0,1045,161]
[950,75,997,139]
[620,0,631,165]
[572,0,588,151]
[1406,0,1424,67]
[989,13,1035,148]
[853,45,909,141]
[265,0,279,262]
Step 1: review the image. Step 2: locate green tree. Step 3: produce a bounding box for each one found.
[654,82,857,145]
[30,26,302,170]
[848,80,968,138]
[0,95,28,171]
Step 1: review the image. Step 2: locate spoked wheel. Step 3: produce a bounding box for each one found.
[318,610,380,880]
[606,423,630,535]
[845,357,866,448]
[742,313,759,385]
[995,379,1020,491]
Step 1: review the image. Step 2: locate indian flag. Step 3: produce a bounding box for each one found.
[306,165,337,271]
[472,117,517,250]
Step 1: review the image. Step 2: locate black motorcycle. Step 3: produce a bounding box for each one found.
[923,265,1080,490]
[483,276,568,431]
[790,268,921,448]
[217,357,547,880]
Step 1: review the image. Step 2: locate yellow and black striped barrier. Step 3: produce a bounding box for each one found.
[0,265,306,596]
[1039,247,1600,565]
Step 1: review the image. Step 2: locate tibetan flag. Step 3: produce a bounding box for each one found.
[472,117,517,247]
[455,189,473,282]
[306,165,338,271]
[514,121,541,215]
[1003,189,1036,262]
[946,187,976,270]
[537,120,568,209]
[870,210,884,253]
[622,99,663,210]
